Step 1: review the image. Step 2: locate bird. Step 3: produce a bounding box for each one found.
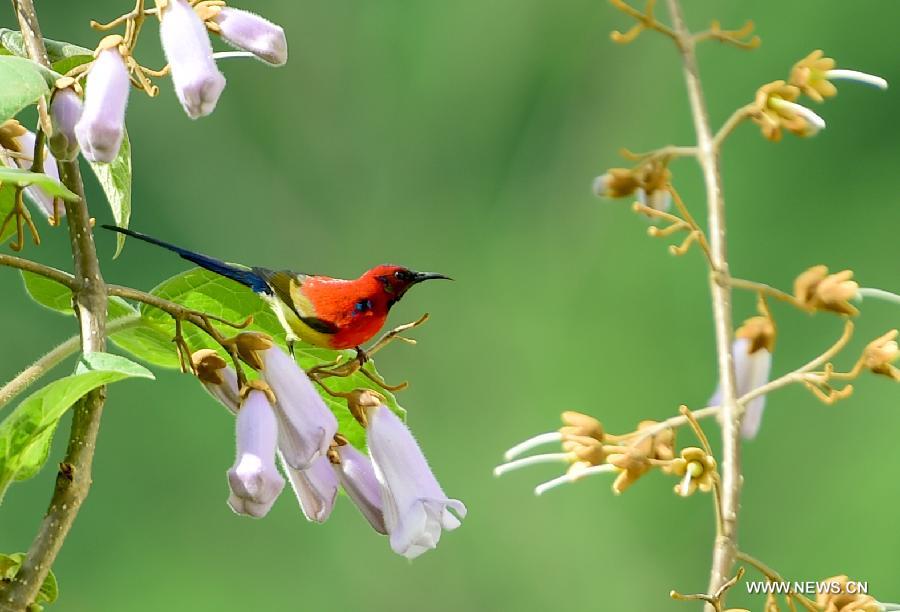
[102,225,450,358]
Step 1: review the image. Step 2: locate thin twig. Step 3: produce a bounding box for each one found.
[735,552,819,612]
[665,2,742,607]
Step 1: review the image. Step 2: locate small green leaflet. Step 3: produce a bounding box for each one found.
[0,55,51,122]
[88,131,132,258]
[0,167,79,201]
[0,28,93,74]
[0,552,58,608]
[0,352,153,502]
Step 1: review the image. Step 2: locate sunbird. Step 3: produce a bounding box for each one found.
[102,225,450,356]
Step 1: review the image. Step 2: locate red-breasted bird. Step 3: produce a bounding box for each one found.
[102,225,450,356]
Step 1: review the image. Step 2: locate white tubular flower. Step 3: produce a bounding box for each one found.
[335,443,386,534]
[227,388,285,518]
[160,0,226,119]
[11,130,61,219]
[366,404,466,559]
[636,187,672,213]
[49,87,83,161]
[212,7,287,66]
[75,46,130,162]
[259,345,338,470]
[825,69,888,91]
[768,97,826,136]
[710,337,773,440]
[280,453,339,523]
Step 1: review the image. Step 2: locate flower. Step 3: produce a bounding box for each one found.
[709,316,774,439]
[366,404,466,559]
[816,576,880,612]
[281,453,339,523]
[861,330,899,381]
[668,446,716,496]
[593,160,671,212]
[75,38,130,162]
[790,50,888,103]
[1,126,63,220]
[227,384,285,518]
[48,85,83,161]
[753,80,825,141]
[159,0,226,119]
[793,265,859,316]
[335,442,387,534]
[191,349,240,414]
[259,343,338,469]
[208,7,288,66]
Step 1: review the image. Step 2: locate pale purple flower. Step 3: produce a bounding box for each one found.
[281,453,338,523]
[260,346,338,469]
[198,364,241,415]
[709,337,773,439]
[11,131,62,219]
[336,443,386,534]
[366,404,466,559]
[49,88,83,161]
[75,48,129,162]
[227,389,285,518]
[212,7,287,66]
[160,0,226,119]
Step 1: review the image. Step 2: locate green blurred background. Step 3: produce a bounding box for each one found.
[1,0,898,609]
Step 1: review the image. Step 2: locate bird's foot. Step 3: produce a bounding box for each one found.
[355,346,369,366]
[287,339,296,358]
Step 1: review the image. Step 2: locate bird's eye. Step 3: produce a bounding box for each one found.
[354,299,373,313]
[394,269,410,281]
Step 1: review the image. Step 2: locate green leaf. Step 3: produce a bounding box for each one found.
[0,552,58,606]
[0,28,94,68]
[0,55,51,122]
[88,131,131,257]
[0,183,16,243]
[145,268,405,448]
[20,271,138,320]
[0,353,153,501]
[0,167,78,201]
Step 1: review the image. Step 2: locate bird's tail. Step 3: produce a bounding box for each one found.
[101,225,271,294]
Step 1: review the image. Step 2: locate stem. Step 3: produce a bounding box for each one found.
[0,254,76,288]
[0,315,142,411]
[665,0,742,606]
[1,2,109,609]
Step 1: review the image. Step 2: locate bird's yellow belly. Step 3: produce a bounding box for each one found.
[264,295,334,349]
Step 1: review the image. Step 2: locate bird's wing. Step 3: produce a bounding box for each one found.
[252,268,339,335]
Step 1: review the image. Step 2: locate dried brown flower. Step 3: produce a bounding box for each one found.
[608,448,651,494]
[736,315,776,353]
[793,265,859,316]
[191,348,228,385]
[790,50,838,102]
[0,119,27,153]
[231,331,275,370]
[669,446,717,496]
[862,330,900,381]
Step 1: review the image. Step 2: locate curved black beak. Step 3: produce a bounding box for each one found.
[412,271,453,283]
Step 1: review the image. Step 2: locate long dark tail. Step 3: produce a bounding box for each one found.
[102,225,271,294]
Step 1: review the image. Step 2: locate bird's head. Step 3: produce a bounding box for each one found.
[363,265,452,307]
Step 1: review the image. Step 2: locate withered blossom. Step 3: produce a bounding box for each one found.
[794,265,859,316]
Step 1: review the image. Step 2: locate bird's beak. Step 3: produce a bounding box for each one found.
[412,271,453,283]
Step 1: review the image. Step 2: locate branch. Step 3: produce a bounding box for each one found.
[1,1,109,608]
[665,1,742,607]
[0,254,76,289]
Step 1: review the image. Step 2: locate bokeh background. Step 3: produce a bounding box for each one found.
[1,0,898,610]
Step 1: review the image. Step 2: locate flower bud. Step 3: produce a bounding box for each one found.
[10,130,62,220]
[227,388,285,518]
[75,46,129,163]
[861,330,899,381]
[366,404,466,559]
[212,7,287,66]
[281,453,339,523]
[793,265,859,316]
[192,349,240,414]
[260,345,338,469]
[335,443,386,534]
[160,0,226,119]
[49,87,83,161]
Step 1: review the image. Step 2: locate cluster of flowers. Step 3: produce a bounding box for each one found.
[0,1,286,221]
[62,1,286,164]
[191,333,466,560]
